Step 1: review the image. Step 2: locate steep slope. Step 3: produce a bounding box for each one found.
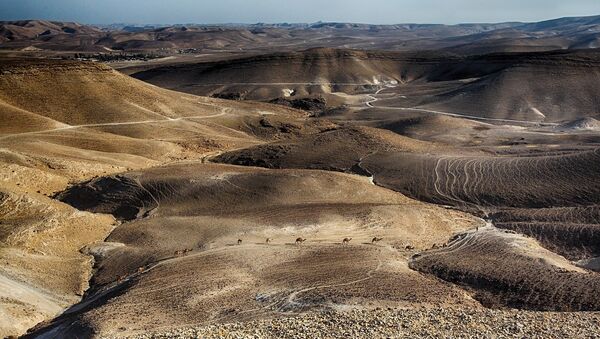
[0,58,326,170]
[419,58,600,122]
[0,182,115,337]
[0,58,270,126]
[132,48,423,100]
[362,149,600,209]
[213,126,438,172]
[411,225,600,311]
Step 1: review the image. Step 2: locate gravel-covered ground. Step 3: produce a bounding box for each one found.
[109,307,600,338]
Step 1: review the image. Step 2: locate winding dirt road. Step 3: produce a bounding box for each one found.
[0,111,228,141]
[364,86,557,126]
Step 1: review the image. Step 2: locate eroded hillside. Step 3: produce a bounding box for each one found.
[2,37,600,338]
[0,58,328,337]
[132,48,600,123]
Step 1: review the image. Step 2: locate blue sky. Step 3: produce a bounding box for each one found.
[1,0,600,25]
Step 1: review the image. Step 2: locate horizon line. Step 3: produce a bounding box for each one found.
[2,13,600,27]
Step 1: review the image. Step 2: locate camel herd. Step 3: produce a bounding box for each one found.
[168,236,425,261]
[233,236,386,246]
[119,236,429,287]
[174,248,193,256]
[168,236,425,263]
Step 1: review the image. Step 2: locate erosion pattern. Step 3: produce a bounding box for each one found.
[363,150,600,265]
[215,131,600,311]
[3,32,600,337]
[27,164,479,336]
[362,149,600,208]
[133,48,600,123]
[409,226,600,311]
[0,58,327,337]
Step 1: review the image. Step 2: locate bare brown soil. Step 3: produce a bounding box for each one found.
[0,58,328,337]
[410,226,600,311]
[26,163,478,336]
[132,48,600,123]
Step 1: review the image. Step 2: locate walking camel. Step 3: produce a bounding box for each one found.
[295,237,306,245]
[371,237,383,244]
[237,239,242,245]
[342,237,352,245]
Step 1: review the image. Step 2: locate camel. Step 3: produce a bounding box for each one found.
[372,237,383,244]
[175,249,193,257]
[266,238,271,244]
[342,237,352,245]
[295,237,306,245]
[237,239,242,245]
[405,245,415,251]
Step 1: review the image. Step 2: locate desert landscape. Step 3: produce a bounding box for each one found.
[1,2,600,338]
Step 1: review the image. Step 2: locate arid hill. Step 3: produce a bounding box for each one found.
[0,20,101,43]
[0,58,327,337]
[132,48,600,123]
[28,163,480,337]
[3,14,600,339]
[410,225,600,311]
[2,16,600,54]
[213,126,600,311]
[131,48,417,98]
[0,20,103,52]
[412,50,600,122]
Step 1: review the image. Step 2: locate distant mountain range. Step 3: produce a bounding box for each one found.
[1,15,600,54]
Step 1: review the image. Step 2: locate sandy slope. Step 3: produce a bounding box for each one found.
[0,58,327,337]
[28,163,480,336]
[133,48,600,123]
[2,46,600,338]
[213,125,600,313]
[411,225,600,310]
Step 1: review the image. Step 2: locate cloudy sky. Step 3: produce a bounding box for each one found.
[1,0,600,24]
